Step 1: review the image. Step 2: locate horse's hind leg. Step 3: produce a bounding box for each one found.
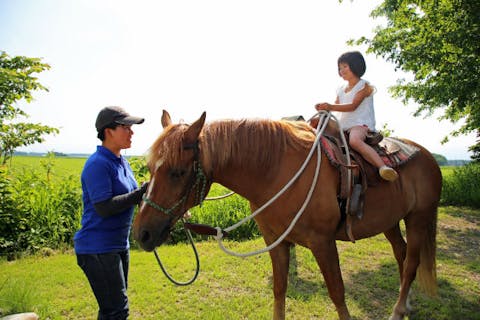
[311,238,351,320]
[390,212,435,320]
[268,241,291,320]
[384,223,412,312]
[384,223,407,278]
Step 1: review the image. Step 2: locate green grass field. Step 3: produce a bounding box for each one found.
[1,207,479,320]
[8,155,86,179]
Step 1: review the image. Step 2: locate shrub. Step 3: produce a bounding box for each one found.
[0,157,82,258]
[11,168,82,252]
[441,162,480,208]
[159,184,260,245]
[0,166,25,259]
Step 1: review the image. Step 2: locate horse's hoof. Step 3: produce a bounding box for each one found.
[389,307,409,320]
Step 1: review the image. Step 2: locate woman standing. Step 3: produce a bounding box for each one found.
[74,106,147,319]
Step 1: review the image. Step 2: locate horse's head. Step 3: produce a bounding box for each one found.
[133,110,210,251]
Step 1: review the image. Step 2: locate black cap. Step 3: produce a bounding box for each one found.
[95,106,144,132]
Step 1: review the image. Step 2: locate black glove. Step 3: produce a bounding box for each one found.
[94,181,150,218]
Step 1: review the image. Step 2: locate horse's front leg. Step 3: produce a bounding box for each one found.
[267,240,291,320]
[311,238,351,320]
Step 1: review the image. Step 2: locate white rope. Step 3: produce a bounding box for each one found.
[214,110,351,257]
[205,191,235,201]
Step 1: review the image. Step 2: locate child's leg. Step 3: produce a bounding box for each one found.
[349,126,384,167]
[349,126,398,181]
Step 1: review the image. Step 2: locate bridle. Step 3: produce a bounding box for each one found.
[142,140,209,220]
[141,139,209,286]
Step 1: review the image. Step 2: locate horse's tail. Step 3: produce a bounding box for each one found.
[417,206,438,296]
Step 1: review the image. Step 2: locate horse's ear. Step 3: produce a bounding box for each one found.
[185,112,206,143]
[161,110,172,128]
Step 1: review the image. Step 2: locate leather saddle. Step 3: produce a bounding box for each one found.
[282,115,420,242]
[314,117,420,242]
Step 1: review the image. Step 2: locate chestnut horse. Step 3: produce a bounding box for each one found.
[133,110,441,320]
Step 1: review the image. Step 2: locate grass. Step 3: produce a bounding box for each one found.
[1,206,479,320]
[440,166,456,178]
[8,155,86,178]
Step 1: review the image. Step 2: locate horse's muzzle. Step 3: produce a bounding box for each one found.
[136,219,172,252]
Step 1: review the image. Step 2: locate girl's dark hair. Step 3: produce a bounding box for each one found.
[97,123,118,141]
[338,51,366,78]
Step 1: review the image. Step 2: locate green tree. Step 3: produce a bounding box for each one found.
[470,132,480,163]
[350,0,480,161]
[0,51,59,164]
[432,153,448,166]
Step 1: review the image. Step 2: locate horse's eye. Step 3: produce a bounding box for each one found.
[169,168,186,180]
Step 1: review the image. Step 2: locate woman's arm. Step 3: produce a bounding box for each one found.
[94,182,148,218]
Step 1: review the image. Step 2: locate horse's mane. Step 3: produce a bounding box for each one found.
[148,118,316,175]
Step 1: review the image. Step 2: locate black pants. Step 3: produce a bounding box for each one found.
[77,250,130,320]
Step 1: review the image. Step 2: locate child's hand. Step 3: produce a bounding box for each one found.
[315,103,330,111]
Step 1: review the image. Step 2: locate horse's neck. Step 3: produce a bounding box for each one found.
[213,168,264,202]
[202,121,282,203]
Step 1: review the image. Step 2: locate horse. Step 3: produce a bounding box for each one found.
[133,110,442,320]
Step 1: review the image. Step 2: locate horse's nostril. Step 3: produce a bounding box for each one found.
[140,230,151,244]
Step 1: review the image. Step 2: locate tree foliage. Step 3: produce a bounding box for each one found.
[0,51,59,164]
[350,0,480,160]
[432,153,448,166]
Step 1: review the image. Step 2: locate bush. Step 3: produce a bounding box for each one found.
[12,168,82,251]
[0,166,24,259]
[190,185,261,241]
[441,162,480,208]
[157,184,261,245]
[0,158,82,258]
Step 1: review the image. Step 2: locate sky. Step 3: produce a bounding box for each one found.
[1,0,476,159]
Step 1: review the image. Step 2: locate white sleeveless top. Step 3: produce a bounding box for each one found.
[336,79,376,131]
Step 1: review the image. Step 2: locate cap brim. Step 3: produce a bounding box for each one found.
[115,116,145,125]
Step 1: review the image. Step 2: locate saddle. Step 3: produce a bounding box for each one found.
[318,119,420,242]
[282,115,420,242]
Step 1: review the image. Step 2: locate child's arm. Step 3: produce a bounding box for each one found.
[316,84,373,112]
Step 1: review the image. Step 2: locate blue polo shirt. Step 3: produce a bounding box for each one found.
[74,146,138,254]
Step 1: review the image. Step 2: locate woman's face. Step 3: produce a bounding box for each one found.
[108,124,134,149]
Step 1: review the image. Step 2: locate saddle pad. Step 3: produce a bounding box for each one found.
[376,137,420,168]
[320,136,420,168]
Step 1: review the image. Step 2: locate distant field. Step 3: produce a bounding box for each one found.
[9,155,87,178]
[440,165,456,178]
[9,155,457,178]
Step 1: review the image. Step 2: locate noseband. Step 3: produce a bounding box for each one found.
[142,140,209,219]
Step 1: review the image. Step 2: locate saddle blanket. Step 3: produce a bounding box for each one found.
[321,136,420,170]
[377,137,420,167]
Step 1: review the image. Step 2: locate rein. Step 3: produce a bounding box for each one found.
[142,140,209,285]
[153,218,200,286]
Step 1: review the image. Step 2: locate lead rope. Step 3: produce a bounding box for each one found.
[205,191,235,200]
[153,218,200,286]
[213,110,351,257]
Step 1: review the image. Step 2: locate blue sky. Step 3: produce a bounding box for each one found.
[1,0,475,159]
